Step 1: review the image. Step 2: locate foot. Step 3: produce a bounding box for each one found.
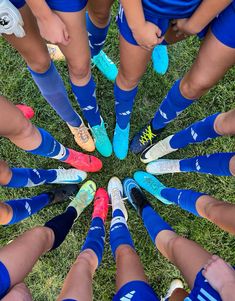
[68,180,96,218]
[16,104,35,119]
[140,135,177,163]
[146,159,180,175]
[64,149,102,172]
[108,176,128,220]
[46,184,78,206]
[152,45,169,75]
[92,188,109,222]
[67,122,95,152]
[130,120,164,154]
[92,50,118,82]
[90,118,112,157]
[123,177,152,216]
[47,44,65,61]
[163,279,184,300]
[49,168,87,184]
[134,171,172,205]
[113,123,130,160]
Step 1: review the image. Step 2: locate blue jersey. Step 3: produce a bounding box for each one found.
[143,0,202,18]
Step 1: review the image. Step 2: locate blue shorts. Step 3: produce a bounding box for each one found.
[113,280,160,301]
[10,0,87,12]
[117,3,235,49]
[0,261,11,299]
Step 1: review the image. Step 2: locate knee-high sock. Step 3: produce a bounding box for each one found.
[179,152,235,176]
[114,82,138,129]
[5,193,51,225]
[44,206,77,250]
[4,168,58,188]
[152,79,195,130]
[110,209,135,258]
[170,113,221,149]
[161,188,205,217]
[81,217,105,266]
[71,77,101,127]
[86,12,110,57]
[141,206,173,244]
[29,61,82,127]
[27,128,69,161]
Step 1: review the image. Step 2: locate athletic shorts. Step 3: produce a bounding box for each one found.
[62,299,78,301]
[0,261,11,299]
[10,0,87,12]
[113,280,160,301]
[117,2,235,48]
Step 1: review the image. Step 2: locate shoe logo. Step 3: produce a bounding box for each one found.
[82,106,95,111]
[119,111,131,116]
[120,291,136,301]
[191,128,198,141]
[89,184,96,194]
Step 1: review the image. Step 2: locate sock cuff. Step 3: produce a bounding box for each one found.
[71,76,95,91]
[206,112,221,137]
[111,215,127,228]
[169,79,195,106]
[114,82,138,101]
[28,60,54,77]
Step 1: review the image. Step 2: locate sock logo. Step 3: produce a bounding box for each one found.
[118,5,124,23]
[52,144,67,160]
[82,105,95,111]
[25,201,32,216]
[119,111,131,116]
[191,128,198,141]
[120,291,136,301]
[159,108,168,120]
[195,159,201,171]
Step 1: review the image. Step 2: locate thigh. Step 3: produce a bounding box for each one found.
[3,4,50,72]
[117,35,152,90]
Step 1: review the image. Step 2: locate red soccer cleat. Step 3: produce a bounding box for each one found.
[92,188,109,222]
[64,148,102,172]
[16,104,35,119]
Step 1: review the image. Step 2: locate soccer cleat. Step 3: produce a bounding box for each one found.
[90,118,112,157]
[108,176,128,220]
[113,123,130,160]
[67,122,95,152]
[152,45,169,75]
[67,180,96,218]
[92,50,118,82]
[47,44,65,61]
[92,188,109,222]
[16,104,35,119]
[130,120,164,154]
[46,184,78,206]
[64,149,102,172]
[123,177,152,216]
[134,171,173,205]
[141,135,177,163]
[162,279,184,300]
[48,169,87,184]
[146,159,181,175]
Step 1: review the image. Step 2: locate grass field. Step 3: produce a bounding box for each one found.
[0,8,235,300]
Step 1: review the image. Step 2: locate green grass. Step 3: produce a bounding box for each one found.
[0,13,235,300]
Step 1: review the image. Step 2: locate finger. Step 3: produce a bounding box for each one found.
[155,27,162,38]
[212,255,220,261]
[61,29,70,46]
[157,36,164,44]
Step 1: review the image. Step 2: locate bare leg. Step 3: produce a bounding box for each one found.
[115,245,148,291]
[0,161,12,185]
[229,156,235,176]
[58,250,97,301]
[87,0,114,28]
[0,203,13,225]
[2,283,32,301]
[214,109,235,136]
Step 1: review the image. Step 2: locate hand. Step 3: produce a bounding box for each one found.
[171,18,196,38]
[202,255,235,295]
[132,21,164,51]
[37,12,70,46]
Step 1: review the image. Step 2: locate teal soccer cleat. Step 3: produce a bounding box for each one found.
[92,50,118,82]
[113,123,130,160]
[152,45,169,75]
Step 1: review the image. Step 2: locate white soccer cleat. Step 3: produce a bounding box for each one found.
[146,159,181,175]
[141,135,177,163]
[108,176,128,221]
[49,169,87,184]
[0,0,25,37]
[162,279,184,300]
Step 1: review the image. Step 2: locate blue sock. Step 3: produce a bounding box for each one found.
[170,113,221,149]
[71,77,101,127]
[161,188,205,217]
[5,193,51,225]
[86,12,109,57]
[44,206,77,250]
[81,217,105,266]
[152,80,195,130]
[0,262,11,299]
[27,128,69,161]
[114,82,138,129]
[141,206,173,244]
[180,152,235,176]
[28,61,82,127]
[5,168,57,188]
[110,209,135,258]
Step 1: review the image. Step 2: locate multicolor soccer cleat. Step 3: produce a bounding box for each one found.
[16,104,35,119]
[108,176,128,221]
[92,50,118,82]
[113,123,130,160]
[146,159,181,175]
[48,169,87,184]
[64,149,102,172]
[67,180,96,218]
[67,122,95,152]
[134,171,173,205]
[92,188,109,222]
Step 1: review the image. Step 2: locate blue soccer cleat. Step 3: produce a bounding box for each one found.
[113,123,130,160]
[92,50,118,82]
[152,45,169,75]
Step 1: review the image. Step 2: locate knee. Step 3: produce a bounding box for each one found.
[67,60,91,83]
[31,226,54,249]
[214,112,233,136]
[11,117,35,141]
[4,283,32,301]
[75,250,98,273]
[0,161,11,185]
[165,235,184,259]
[202,200,222,225]
[229,156,235,176]
[117,71,139,90]
[90,10,111,27]
[115,245,135,259]
[27,55,51,74]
